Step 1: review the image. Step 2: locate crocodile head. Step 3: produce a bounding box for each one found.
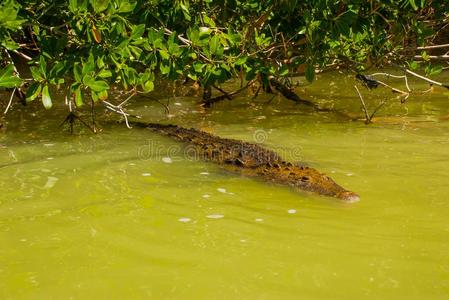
[291,168,360,202]
[258,164,360,202]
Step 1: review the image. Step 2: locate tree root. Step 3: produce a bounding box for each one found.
[59,111,97,134]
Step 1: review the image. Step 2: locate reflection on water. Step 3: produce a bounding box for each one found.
[1,72,449,299]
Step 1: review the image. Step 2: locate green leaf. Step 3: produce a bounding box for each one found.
[194,62,204,73]
[279,65,289,76]
[83,75,109,92]
[49,61,66,80]
[305,64,315,82]
[117,1,136,13]
[69,0,78,12]
[91,91,98,102]
[234,56,247,66]
[98,90,108,101]
[409,61,419,70]
[159,49,170,60]
[98,69,112,78]
[90,0,109,13]
[30,66,44,81]
[39,56,47,79]
[25,82,42,102]
[142,80,154,92]
[73,64,82,82]
[41,85,52,109]
[160,63,170,75]
[0,65,22,88]
[74,87,83,106]
[82,54,95,75]
[131,24,145,40]
[209,35,219,55]
[187,73,197,81]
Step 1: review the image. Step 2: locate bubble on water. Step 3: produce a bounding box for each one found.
[202,194,210,198]
[217,188,226,193]
[178,217,191,223]
[46,157,54,160]
[142,173,152,177]
[162,157,173,163]
[128,163,136,166]
[206,214,224,219]
[287,209,297,214]
[200,172,209,175]
[255,218,264,222]
[346,173,354,176]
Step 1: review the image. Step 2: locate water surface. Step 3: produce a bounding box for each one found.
[1,72,449,299]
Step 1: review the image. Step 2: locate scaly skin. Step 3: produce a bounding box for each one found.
[132,122,359,202]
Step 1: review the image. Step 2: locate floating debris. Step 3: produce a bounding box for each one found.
[43,176,58,189]
[255,218,264,222]
[206,214,224,219]
[142,173,151,177]
[178,217,191,223]
[162,157,173,163]
[287,209,297,214]
[200,172,209,175]
[217,188,226,193]
[202,194,210,198]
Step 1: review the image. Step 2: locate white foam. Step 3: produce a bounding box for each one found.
[206,214,224,219]
[178,218,191,223]
[162,157,173,163]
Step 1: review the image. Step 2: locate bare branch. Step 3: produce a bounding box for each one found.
[392,64,449,89]
[3,88,16,115]
[354,85,370,124]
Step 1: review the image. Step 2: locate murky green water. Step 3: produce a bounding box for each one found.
[1,73,449,299]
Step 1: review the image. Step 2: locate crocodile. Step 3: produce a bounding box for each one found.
[131,121,360,202]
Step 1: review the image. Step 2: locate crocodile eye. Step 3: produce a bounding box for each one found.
[300,176,310,182]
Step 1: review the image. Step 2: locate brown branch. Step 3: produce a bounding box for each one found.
[268,77,315,106]
[354,85,371,124]
[203,82,253,107]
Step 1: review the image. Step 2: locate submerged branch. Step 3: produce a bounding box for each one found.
[392,64,449,89]
[354,85,371,124]
[268,77,316,107]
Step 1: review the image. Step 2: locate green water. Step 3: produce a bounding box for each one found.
[1,73,449,299]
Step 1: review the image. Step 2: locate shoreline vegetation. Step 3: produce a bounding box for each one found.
[1,1,449,129]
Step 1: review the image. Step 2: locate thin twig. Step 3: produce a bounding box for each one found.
[102,100,134,128]
[3,88,16,115]
[354,85,370,124]
[375,79,409,94]
[369,99,387,120]
[392,63,449,89]
[13,50,32,61]
[404,74,411,92]
[369,72,412,92]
